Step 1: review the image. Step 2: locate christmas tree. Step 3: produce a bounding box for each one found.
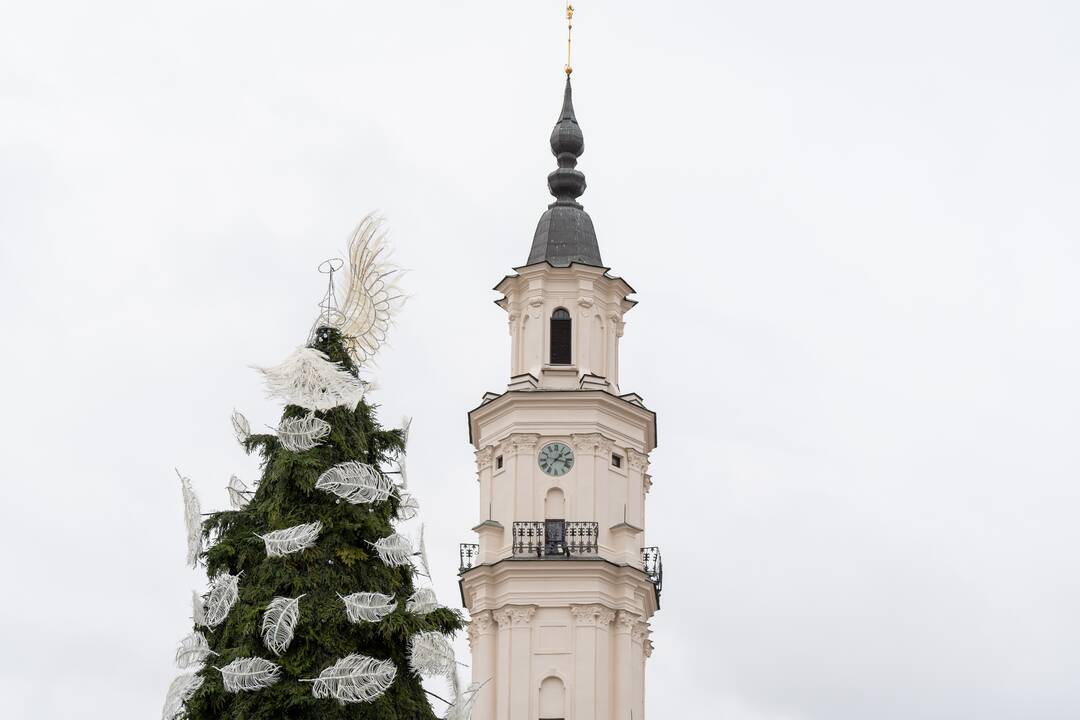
[164,217,472,720]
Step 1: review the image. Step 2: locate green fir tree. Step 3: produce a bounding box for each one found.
[181,327,463,720]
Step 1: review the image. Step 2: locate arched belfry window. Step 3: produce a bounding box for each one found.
[550,308,572,365]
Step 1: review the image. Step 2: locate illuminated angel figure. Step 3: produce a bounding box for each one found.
[312,214,405,366]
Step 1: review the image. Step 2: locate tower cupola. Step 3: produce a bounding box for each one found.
[528,77,603,268]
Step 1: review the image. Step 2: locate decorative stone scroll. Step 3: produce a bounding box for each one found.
[497,434,540,457]
[475,446,494,472]
[615,610,642,634]
[467,610,494,649]
[627,449,650,473]
[570,604,615,628]
[570,433,615,456]
[493,605,536,629]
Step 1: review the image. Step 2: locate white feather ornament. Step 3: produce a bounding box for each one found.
[314,214,404,366]
[315,462,395,505]
[395,492,419,521]
[176,469,202,567]
[400,416,412,451]
[256,346,367,411]
[340,592,397,623]
[261,595,303,655]
[206,572,240,627]
[175,631,214,670]
[191,590,207,627]
[161,672,203,720]
[368,533,414,567]
[227,474,251,510]
[391,456,408,490]
[446,680,488,720]
[308,654,397,703]
[276,412,331,452]
[217,657,282,692]
[231,409,251,443]
[414,524,431,578]
[259,521,323,557]
[405,588,438,615]
[408,631,457,676]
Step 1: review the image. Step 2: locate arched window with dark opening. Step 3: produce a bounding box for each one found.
[550,308,572,365]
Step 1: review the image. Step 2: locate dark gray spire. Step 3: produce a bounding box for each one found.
[527,77,603,268]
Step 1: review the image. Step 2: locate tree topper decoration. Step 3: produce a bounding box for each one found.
[310,214,404,366]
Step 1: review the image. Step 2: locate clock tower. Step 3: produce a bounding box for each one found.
[458,76,662,720]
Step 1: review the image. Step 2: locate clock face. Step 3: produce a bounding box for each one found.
[538,442,575,476]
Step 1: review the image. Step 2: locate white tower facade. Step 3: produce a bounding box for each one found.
[459,78,662,720]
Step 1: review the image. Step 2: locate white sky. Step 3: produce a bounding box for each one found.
[2,1,1079,718]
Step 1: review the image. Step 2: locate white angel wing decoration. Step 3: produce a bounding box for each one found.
[395,492,419,521]
[206,572,240,627]
[315,462,395,505]
[309,654,397,703]
[340,592,397,623]
[261,595,303,656]
[227,474,251,510]
[317,214,404,366]
[368,533,413,567]
[231,409,251,443]
[175,631,214,669]
[256,346,367,411]
[162,672,203,720]
[276,412,331,452]
[176,469,202,567]
[408,631,457,677]
[218,657,282,692]
[259,521,323,558]
[191,590,207,627]
[405,587,438,615]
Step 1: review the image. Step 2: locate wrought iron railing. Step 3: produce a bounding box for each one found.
[512,521,599,558]
[459,543,479,573]
[641,546,663,594]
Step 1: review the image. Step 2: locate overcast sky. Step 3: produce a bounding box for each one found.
[2,1,1079,718]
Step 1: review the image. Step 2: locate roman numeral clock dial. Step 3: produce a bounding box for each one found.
[538,441,575,477]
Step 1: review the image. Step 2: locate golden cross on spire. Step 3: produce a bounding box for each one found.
[565,3,575,75]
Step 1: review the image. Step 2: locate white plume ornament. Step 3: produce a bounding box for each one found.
[308,654,397,704]
[315,214,404,366]
[368,533,413,567]
[218,657,283,692]
[276,412,331,452]
[414,524,432,578]
[261,595,303,656]
[161,672,203,720]
[400,416,412,451]
[176,469,202,567]
[395,492,419,521]
[408,631,457,677]
[405,588,438,615]
[256,346,367,411]
[191,590,207,627]
[340,592,397,623]
[446,680,488,720]
[259,521,323,558]
[391,456,408,490]
[175,631,214,669]
[315,462,395,505]
[227,474,251,510]
[231,409,251,443]
[206,572,240,627]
